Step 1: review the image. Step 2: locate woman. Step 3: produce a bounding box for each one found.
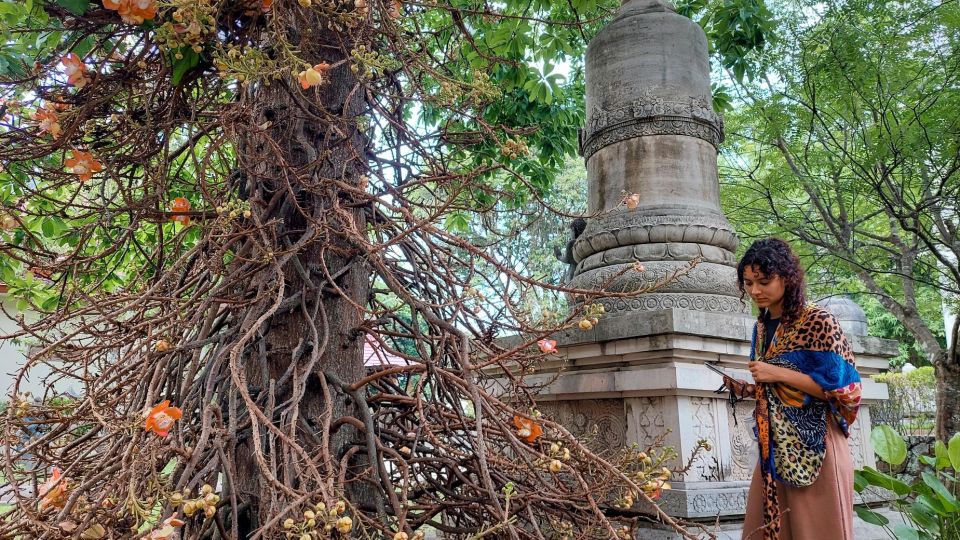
[725,238,862,540]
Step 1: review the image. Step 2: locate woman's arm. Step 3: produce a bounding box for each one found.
[748,361,826,400]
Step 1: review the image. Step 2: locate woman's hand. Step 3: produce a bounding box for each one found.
[723,375,756,399]
[750,361,829,401]
[748,361,787,383]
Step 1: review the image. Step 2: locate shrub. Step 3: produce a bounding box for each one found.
[855,425,960,539]
[871,367,936,437]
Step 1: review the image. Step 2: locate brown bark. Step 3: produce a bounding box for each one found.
[934,360,960,441]
[936,314,960,441]
[230,11,373,537]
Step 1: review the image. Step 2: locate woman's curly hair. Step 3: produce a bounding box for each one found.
[736,238,807,324]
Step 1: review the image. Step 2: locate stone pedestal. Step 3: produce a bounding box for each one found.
[506,308,895,533]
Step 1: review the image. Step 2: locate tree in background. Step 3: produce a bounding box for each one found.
[718,0,960,439]
[0,0,771,538]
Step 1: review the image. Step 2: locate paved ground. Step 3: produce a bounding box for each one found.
[1,482,906,540]
[628,506,906,539]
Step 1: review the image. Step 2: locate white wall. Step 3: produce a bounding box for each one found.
[0,294,53,397]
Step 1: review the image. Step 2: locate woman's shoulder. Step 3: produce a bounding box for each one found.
[800,303,841,327]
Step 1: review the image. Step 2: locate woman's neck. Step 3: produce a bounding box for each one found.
[766,303,783,319]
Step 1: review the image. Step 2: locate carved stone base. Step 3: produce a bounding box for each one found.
[571,208,737,263]
[567,261,749,315]
[655,483,749,518]
[493,308,896,528]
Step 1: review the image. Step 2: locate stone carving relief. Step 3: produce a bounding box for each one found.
[576,242,737,274]
[601,293,749,314]
[690,397,722,481]
[581,118,724,159]
[536,399,626,452]
[572,211,738,262]
[847,411,867,470]
[690,491,748,514]
[728,400,758,481]
[628,397,666,449]
[569,261,740,297]
[580,89,725,158]
[657,489,749,517]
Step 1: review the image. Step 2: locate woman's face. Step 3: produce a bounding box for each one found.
[742,265,786,313]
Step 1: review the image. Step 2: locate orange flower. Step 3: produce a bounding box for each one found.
[103,0,156,24]
[49,100,70,111]
[170,197,191,225]
[262,0,274,9]
[64,149,103,182]
[121,0,157,24]
[298,63,331,89]
[61,53,89,88]
[388,0,401,18]
[144,400,182,437]
[537,339,557,354]
[148,514,185,540]
[641,479,671,500]
[38,467,68,511]
[512,415,543,444]
[32,107,62,138]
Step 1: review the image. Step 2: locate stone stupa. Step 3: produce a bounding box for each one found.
[517,0,896,536]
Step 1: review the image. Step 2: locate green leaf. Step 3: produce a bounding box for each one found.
[892,524,920,540]
[41,218,54,238]
[55,0,90,16]
[916,493,945,514]
[872,424,908,466]
[934,440,951,470]
[170,47,201,86]
[443,212,469,233]
[72,34,95,58]
[907,500,940,533]
[858,467,912,496]
[855,505,889,526]
[0,52,29,77]
[40,294,60,311]
[853,470,869,493]
[948,433,960,471]
[921,472,958,510]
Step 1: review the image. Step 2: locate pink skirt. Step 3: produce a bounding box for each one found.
[741,416,855,540]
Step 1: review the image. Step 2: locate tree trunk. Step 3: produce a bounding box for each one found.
[230,11,373,537]
[853,271,959,439]
[934,356,960,441]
